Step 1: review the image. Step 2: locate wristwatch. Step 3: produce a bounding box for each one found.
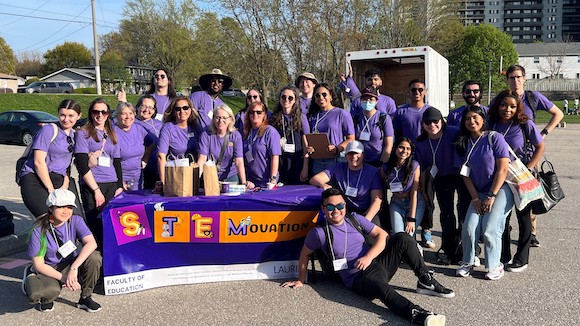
[486,191,497,198]
[541,128,549,136]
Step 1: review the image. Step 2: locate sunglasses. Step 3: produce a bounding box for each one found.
[211,78,224,84]
[314,92,328,99]
[250,110,264,116]
[325,202,346,211]
[423,120,440,125]
[92,110,109,116]
[154,74,166,80]
[174,106,190,112]
[67,135,74,153]
[281,95,294,102]
[464,89,480,94]
[410,88,424,94]
[247,95,259,100]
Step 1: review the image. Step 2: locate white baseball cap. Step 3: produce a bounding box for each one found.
[46,189,77,208]
[346,140,364,154]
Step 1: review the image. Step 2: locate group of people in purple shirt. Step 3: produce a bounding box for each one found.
[18,64,562,324]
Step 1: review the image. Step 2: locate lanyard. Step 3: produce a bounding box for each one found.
[313,109,331,133]
[49,222,69,247]
[493,122,513,137]
[282,115,295,144]
[464,134,483,165]
[428,136,442,167]
[325,219,347,261]
[156,94,170,113]
[145,119,159,136]
[249,129,259,150]
[390,167,401,185]
[361,115,372,133]
[346,166,364,190]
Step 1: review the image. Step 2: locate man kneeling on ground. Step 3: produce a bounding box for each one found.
[282,188,453,326]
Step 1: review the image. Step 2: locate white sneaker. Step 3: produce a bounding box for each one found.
[456,263,473,277]
[485,263,505,280]
[474,256,481,267]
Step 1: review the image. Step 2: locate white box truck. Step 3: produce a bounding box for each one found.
[345,46,450,116]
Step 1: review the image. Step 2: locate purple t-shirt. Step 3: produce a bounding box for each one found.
[382,160,419,193]
[323,163,384,211]
[115,124,149,190]
[304,213,375,288]
[158,122,199,158]
[489,120,543,164]
[299,96,312,115]
[152,93,172,114]
[308,108,355,146]
[272,113,311,153]
[414,126,460,176]
[198,130,243,180]
[459,131,510,193]
[392,104,432,142]
[243,125,282,187]
[189,91,224,130]
[521,91,554,121]
[21,123,74,177]
[354,112,394,163]
[27,215,92,267]
[136,118,164,139]
[75,128,121,183]
[447,105,490,127]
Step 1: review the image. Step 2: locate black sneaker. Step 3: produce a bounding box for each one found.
[38,302,54,312]
[411,308,447,326]
[77,296,102,313]
[22,265,35,295]
[417,273,455,298]
[507,262,528,273]
[530,234,541,247]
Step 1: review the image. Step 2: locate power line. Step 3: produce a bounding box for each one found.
[0,1,50,28]
[16,24,91,55]
[0,11,91,24]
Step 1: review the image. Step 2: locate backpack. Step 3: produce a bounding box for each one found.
[353,112,388,139]
[15,123,58,186]
[525,90,539,120]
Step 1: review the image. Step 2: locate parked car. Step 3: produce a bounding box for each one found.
[17,82,74,94]
[222,88,245,97]
[0,110,59,145]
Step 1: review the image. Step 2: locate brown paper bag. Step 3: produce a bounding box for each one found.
[202,162,220,196]
[164,162,199,197]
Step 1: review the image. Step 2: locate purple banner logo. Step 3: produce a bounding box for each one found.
[109,204,152,246]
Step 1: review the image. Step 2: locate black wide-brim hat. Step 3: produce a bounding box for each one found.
[199,68,233,91]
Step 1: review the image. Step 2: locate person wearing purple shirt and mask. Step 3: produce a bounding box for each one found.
[488,90,545,273]
[310,141,384,224]
[352,86,394,167]
[117,68,176,118]
[74,98,123,250]
[234,88,270,133]
[282,188,452,326]
[306,83,355,174]
[134,95,164,189]
[189,69,231,130]
[243,102,281,188]
[415,107,467,260]
[454,106,513,281]
[447,80,489,127]
[270,86,311,184]
[20,99,82,219]
[197,104,248,187]
[114,102,154,191]
[23,189,102,313]
[295,72,318,114]
[393,79,432,142]
[339,66,397,118]
[156,96,202,193]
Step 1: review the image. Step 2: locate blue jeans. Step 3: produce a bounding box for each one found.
[312,158,337,175]
[461,183,514,270]
[389,195,426,237]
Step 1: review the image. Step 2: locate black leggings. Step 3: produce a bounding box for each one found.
[80,182,117,251]
[20,172,83,218]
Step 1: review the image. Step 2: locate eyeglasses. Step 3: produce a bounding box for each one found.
[314,92,328,99]
[464,89,480,94]
[215,116,230,121]
[325,202,346,211]
[508,75,524,80]
[66,135,74,153]
[154,74,166,80]
[247,95,259,100]
[211,78,224,84]
[423,120,440,125]
[174,106,190,112]
[410,88,424,94]
[250,110,264,115]
[140,105,155,111]
[92,110,109,116]
[281,95,294,102]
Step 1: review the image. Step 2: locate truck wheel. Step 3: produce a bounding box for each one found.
[22,132,33,146]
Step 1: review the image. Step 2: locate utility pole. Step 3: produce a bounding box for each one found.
[488,60,492,105]
[91,0,102,95]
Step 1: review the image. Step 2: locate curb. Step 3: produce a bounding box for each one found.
[0,233,28,258]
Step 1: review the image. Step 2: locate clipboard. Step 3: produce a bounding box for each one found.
[305,133,335,159]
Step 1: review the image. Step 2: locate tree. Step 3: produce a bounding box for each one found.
[447,24,518,94]
[0,36,16,75]
[15,52,43,77]
[100,50,132,87]
[536,42,576,79]
[40,42,92,76]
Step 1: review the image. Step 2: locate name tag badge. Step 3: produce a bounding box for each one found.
[345,186,358,197]
[430,165,439,178]
[332,258,348,271]
[98,156,111,167]
[390,182,403,192]
[188,132,196,138]
[359,131,371,141]
[280,137,287,147]
[460,164,470,177]
[207,110,213,119]
[245,150,254,163]
[283,143,296,153]
[58,240,77,258]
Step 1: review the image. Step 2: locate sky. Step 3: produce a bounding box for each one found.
[0,0,123,58]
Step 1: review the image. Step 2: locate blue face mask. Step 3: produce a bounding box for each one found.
[361,100,376,111]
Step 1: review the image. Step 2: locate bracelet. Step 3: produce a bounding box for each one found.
[70,266,78,271]
[541,128,549,136]
[407,217,417,223]
[92,187,100,192]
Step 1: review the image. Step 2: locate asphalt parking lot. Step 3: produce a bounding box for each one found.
[1,125,579,325]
